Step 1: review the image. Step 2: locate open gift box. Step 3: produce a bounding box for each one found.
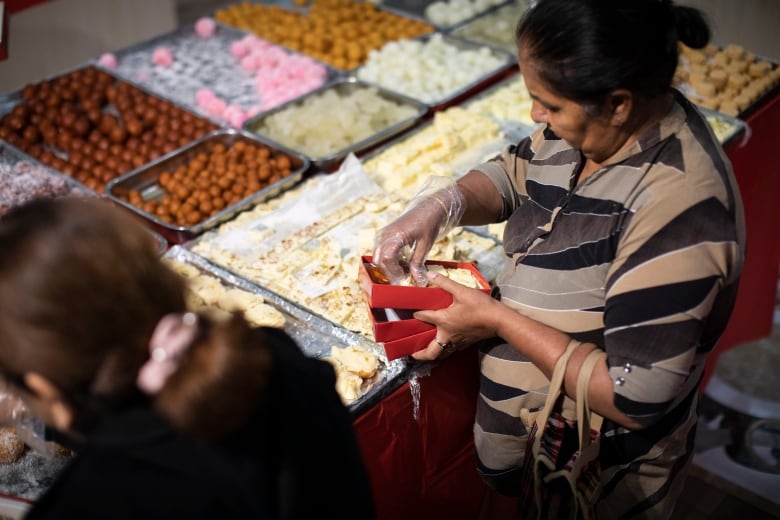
[359,255,491,360]
[358,255,491,310]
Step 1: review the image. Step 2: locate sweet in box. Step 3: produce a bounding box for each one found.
[359,255,491,360]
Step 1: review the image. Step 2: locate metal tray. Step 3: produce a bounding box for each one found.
[460,70,540,141]
[0,140,95,216]
[0,64,218,194]
[104,22,342,126]
[378,0,512,30]
[164,245,409,417]
[354,33,516,111]
[697,106,748,148]
[449,0,529,54]
[105,128,309,242]
[243,77,428,172]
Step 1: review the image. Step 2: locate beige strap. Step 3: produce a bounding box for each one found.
[531,338,583,456]
[576,348,607,448]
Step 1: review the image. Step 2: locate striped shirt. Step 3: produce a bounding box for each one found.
[472,90,745,517]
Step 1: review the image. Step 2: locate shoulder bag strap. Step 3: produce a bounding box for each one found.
[576,348,607,449]
[531,338,583,455]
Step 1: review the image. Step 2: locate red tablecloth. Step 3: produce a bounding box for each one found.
[702,90,780,388]
[354,348,490,520]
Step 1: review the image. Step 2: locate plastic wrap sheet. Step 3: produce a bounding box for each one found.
[164,245,409,417]
[106,23,340,126]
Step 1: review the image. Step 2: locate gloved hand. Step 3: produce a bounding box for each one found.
[373,176,465,286]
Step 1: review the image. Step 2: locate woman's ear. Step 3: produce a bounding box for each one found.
[23,372,74,432]
[606,89,633,127]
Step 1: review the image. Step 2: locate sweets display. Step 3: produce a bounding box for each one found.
[0,66,217,193]
[451,0,529,53]
[214,0,434,71]
[422,0,507,28]
[246,80,424,163]
[0,159,83,217]
[676,43,780,116]
[110,131,304,230]
[355,33,512,105]
[110,23,331,129]
[162,245,401,411]
[164,258,287,328]
[324,345,381,405]
[0,427,25,464]
[189,165,500,338]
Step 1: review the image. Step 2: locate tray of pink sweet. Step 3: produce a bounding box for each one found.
[95,17,343,130]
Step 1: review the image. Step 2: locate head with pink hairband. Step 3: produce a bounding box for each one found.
[137,312,199,395]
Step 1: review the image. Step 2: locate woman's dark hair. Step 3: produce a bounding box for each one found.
[516,0,711,107]
[0,197,272,441]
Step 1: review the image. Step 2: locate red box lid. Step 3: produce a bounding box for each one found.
[358,255,490,310]
[371,307,435,342]
[381,328,437,361]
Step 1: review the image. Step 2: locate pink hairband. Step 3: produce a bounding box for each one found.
[136,312,198,395]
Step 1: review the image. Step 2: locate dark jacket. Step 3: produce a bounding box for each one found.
[26,328,375,519]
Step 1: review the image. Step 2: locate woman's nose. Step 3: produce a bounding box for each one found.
[531,100,548,124]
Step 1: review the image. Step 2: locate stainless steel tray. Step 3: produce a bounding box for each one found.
[164,245,409,417]
[106,128,309,241]
[104,22,341,127]
[0,139,94,215]
[449,0,529,54]
[697,106,748,148]
[378,0,513,30]
[460,70,540,142]
[354,33,516,111]
[0,65,218,194]
[243,77,428,172]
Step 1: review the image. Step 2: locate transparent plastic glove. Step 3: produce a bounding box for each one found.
[0,387,29,426]
[373,176,465,286]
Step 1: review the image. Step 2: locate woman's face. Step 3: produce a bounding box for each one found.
[519,51,618,163]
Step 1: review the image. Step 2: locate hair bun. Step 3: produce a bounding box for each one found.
[673,5,711,49]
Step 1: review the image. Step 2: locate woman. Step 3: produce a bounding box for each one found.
[0,197,374,519]
[373,0,745,517]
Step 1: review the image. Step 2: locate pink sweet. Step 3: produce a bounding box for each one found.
[152,47,174,67]
[194,17,216,38]
[230,40,249,58]
[206,97,227,118]
[246,105,263,119]
[223,105,247,128]
[195,88,216,107]
[97,52,118,69]
[240,55,260,72]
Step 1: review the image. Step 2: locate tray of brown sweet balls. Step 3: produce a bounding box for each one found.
[106,128,310,243]
[0,65,218,195]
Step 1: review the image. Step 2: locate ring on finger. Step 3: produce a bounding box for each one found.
[435,338,454,352]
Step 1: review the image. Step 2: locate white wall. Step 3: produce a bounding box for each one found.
[0,0,177,94]
[677,0,779,62]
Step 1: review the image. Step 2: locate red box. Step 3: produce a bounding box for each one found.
[371,307,435,342]
[358,255,491,310]
[382,328,438,361]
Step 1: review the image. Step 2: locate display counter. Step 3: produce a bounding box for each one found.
[702,88,780,389]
